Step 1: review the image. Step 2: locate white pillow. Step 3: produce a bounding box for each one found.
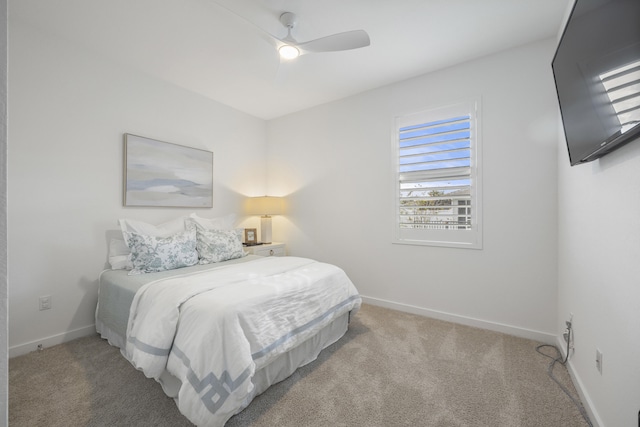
[108,238,132,270]
[124,224,199,275]
[188,213,236,230]
[119,215,189,237]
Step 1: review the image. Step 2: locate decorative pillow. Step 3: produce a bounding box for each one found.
[108,238,133,270]
[188,213,236,230]
[124,224,198,275]
[195,227,245,264]
[117,215,193,269]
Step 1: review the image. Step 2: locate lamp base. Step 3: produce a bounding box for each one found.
[260,215,272,244]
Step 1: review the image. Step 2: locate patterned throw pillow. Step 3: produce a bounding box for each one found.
[124,224,198,275]
[196,228,245,264]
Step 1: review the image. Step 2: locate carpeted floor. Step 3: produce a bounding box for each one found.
[9,304,591,426]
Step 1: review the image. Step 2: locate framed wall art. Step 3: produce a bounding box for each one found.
[123,134,213,208]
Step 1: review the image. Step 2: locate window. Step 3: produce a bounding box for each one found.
[392,100,482,249]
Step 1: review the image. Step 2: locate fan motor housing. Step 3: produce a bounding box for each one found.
[279,12,298,29]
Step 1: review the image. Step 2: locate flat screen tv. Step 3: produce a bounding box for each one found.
[553,0,640,166]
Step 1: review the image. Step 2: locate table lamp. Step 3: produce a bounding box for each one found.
[246,196,285,244]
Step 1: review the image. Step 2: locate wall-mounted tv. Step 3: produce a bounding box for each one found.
[553,0,640,166]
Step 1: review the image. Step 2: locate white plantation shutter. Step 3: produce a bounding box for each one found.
[393,100,482,249]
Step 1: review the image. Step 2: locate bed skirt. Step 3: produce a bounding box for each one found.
[96,312,349,413]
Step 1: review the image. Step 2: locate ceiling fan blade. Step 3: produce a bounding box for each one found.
[211,1,285,49]
[297,30,370,53]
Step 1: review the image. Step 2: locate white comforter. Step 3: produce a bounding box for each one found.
[124,256,361,427]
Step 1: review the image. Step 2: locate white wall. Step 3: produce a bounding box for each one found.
[1,0,7,421]
[557,124,640,425]
[267,39,560,341]
[8,20,268,355]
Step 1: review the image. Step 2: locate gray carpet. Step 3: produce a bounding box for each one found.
[9,304,590,426]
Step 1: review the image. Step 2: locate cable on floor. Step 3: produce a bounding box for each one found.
[535,326,593,427]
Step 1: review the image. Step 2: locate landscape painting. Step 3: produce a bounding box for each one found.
[124,134,213,207]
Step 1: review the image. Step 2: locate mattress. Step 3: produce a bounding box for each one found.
[95,255,360,426]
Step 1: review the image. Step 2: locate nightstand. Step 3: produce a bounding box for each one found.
[244,242,286,257]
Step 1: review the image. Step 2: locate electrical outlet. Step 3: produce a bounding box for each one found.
[39,296,51,311]
[563,314,574,350]
[596,348,603,374]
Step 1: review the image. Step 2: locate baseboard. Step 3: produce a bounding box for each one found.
[361,295,556,343]
[556,336,604,427]
[9,324,96,358]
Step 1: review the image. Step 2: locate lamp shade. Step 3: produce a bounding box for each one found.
[246,196,285,216]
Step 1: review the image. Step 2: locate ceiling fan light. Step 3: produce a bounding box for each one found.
[279,45,300,60]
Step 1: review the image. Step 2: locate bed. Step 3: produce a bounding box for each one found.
[96,249,361,427]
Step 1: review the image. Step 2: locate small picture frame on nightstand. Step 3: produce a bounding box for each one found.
[244,228,257,246]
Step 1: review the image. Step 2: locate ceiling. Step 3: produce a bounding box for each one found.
[10,0,571,120]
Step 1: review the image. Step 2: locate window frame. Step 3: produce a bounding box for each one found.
[391,99,483,249]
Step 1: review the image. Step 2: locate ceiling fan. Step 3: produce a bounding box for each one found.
[213,3,370,61]
[272,12,370,60]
